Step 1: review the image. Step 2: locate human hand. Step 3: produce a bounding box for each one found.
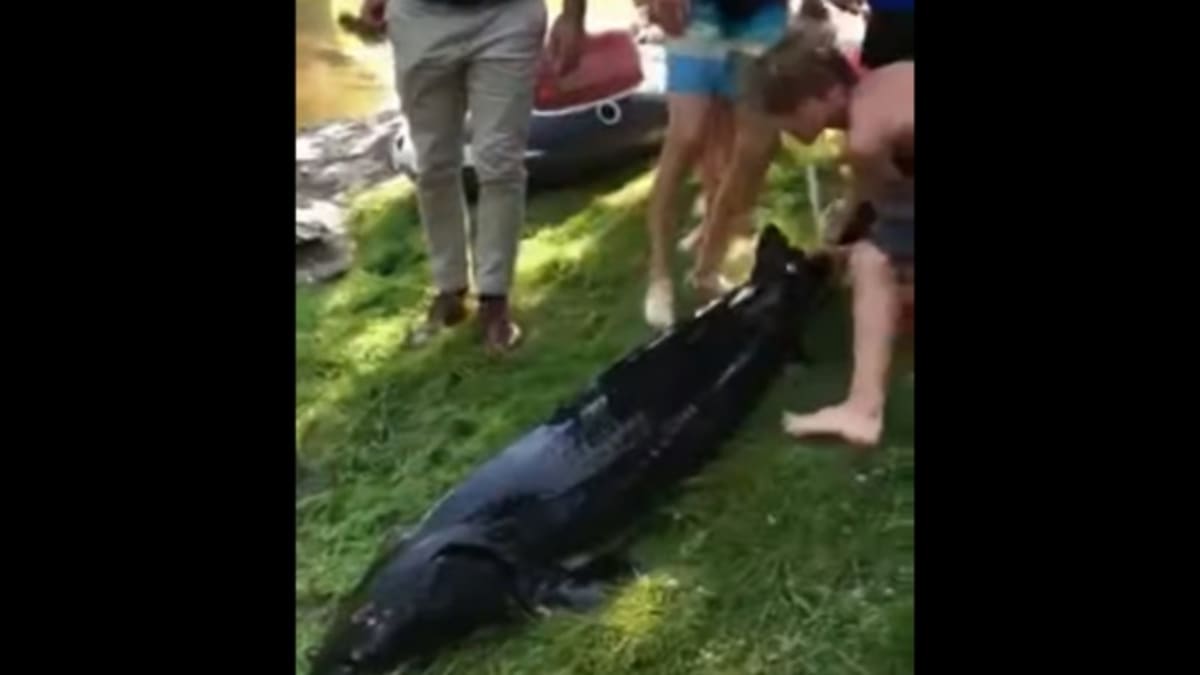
[648,0,688,37]
[547,13,586,76]
[339,7,386,42]
[360,0,387,30]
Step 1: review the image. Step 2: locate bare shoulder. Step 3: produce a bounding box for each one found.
[849,62,913,135]
[853,62,914,109]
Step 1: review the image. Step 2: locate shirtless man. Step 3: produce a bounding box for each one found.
[742,33,913,445]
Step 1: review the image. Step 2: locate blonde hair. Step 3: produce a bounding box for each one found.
[742,29,858,115]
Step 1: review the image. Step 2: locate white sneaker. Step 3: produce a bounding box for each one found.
[644,278,675,329]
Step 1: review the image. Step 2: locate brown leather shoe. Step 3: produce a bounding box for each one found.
[478,295,522,355]
[405,289,467,348]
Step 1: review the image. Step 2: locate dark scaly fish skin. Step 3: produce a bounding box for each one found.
[309,226,828,675]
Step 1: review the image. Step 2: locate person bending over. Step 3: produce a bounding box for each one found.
[684,0,840,311]
[641,0,794,329]
[744,33,912,446]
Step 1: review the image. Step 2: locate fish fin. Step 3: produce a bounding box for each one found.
[565,550,640,583]
[535,577,611,612]
[531,553,640,613]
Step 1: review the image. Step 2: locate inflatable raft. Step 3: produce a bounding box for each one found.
[390,32,668,190]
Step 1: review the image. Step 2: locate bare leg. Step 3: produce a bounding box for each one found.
[680,101,737,252]
[645,94,711,328]
[701,103,733,216]
[711,103,756,239]
[690,105,779,298]
[783,241,898,446]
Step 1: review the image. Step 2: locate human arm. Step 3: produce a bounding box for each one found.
[844,105,906,206]
[548,0,588,75]
[647,0,688,36]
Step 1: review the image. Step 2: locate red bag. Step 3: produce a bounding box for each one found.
[535,31,644,111]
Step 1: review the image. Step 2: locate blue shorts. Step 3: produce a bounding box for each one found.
[665,0,789,99]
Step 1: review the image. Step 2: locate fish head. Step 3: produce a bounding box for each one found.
[751,225,829,309]
[308,530,517,675]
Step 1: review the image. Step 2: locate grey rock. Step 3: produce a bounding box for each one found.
[295,109,406,284]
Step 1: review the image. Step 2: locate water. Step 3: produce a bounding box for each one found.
[295,0,395,130]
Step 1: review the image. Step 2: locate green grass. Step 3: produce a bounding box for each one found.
[295,137,913,675]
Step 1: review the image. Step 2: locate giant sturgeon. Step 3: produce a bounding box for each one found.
[308,226,828,675]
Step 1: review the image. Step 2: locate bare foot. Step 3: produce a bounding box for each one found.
[782,404,882,447]
[644,277,675,329]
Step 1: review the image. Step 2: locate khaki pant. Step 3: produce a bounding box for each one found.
[387,0,547,296]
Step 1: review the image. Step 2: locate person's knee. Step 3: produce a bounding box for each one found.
[413,133,464,186]
[472,133,527,186]
[474,160,525,186]
[416,163,460,189]
[665,111,709,158]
